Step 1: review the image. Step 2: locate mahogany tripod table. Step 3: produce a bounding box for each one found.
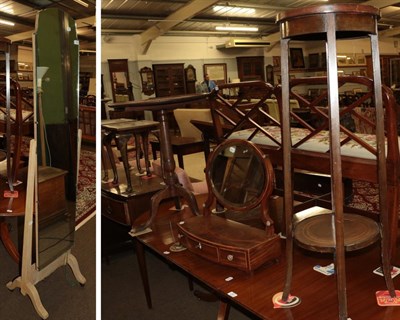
[108,93,209,233]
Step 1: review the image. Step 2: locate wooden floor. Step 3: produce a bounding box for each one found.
[133,194,400,320]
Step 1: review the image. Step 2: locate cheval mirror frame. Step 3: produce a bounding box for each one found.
[203,139,276,234]
[6,8,86,320]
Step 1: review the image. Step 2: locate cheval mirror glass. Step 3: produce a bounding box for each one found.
[204,139,275,230]
[35,8,79,269]
[108,59,132,102]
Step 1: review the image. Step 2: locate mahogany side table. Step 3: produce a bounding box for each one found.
[102,119,159,193]
[108,93,209,232]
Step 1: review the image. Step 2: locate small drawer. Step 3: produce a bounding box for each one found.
[182,235,219,263]
[101,195,131,225]
[219,248,247,269]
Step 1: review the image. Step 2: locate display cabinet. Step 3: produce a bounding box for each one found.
[153,63,186,97]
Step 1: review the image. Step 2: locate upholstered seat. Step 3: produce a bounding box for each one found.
[173,108,212,139]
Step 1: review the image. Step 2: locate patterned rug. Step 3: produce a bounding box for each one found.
[76,149,96,225]
[17,137,96,225]
[347,180,380,213]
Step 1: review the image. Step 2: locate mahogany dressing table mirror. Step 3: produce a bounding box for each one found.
[177,139,281,272]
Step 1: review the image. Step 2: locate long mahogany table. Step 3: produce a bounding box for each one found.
[132,194,400,320]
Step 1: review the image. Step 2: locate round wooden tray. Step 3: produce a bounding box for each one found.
[294,213,380,253]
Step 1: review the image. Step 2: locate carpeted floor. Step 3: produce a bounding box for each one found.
[0,216,96,320]
[76,149,96,225]
[0,144,96,319]
[101,219,258,320]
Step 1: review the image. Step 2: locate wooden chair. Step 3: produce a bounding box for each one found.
[150,108,212,169]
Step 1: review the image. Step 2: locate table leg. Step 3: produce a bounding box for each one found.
[116,134,133,193]
[102,131,118,185]
[131,109,200,233]
[101,130,109,181]
[177,153,184,169]
[203,138,210,162]
[134,238,152,309]
[134,134,143,175]
[217,301,231,320]
[151,141,158,160]
[0,219,20,263]
[141,132,152,177]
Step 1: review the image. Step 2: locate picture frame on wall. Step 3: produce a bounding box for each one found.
[337,55,348,66]
[321,52,327,68]
[273,56,280,68]
[308,53,320,68]
[356,54,366,65]
[203,63,227,85]
[290,48,305,68]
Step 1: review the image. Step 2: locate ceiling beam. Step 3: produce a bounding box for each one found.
[364,1,400,9]
[102,11,275,26]
[6,30,33,43]
[140,0,220,50]
[6,16,96,43]
[379,25,400,37]
[0,11,34,27]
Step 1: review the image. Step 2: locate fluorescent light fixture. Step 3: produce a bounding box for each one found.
[216,26,259,32]
[74,0,89,7]
[0,4,14,14]
[213,5,255,15]
[0,19,14,26]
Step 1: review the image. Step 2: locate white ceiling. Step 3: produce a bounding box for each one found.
[0,0,95,50]
[101,0,400,45]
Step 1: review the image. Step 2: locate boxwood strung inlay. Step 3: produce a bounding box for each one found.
[177,215,281,272]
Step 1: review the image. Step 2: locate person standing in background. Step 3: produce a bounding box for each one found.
[196,74,217,93]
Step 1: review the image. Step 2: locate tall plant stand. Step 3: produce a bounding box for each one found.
[276,4,396,320]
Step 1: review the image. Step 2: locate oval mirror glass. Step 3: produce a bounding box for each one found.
[207,139,266,209]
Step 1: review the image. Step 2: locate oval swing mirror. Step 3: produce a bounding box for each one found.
[205,139,274,212]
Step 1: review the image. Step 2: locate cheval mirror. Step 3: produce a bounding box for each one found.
[7,8,85,319]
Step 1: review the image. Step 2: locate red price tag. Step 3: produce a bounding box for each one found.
[4,190,19,198]
[376,290,400,306]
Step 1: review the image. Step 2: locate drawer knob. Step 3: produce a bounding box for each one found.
[227,254,234,261]
[106,204,112,215]
[195,243,202,250]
